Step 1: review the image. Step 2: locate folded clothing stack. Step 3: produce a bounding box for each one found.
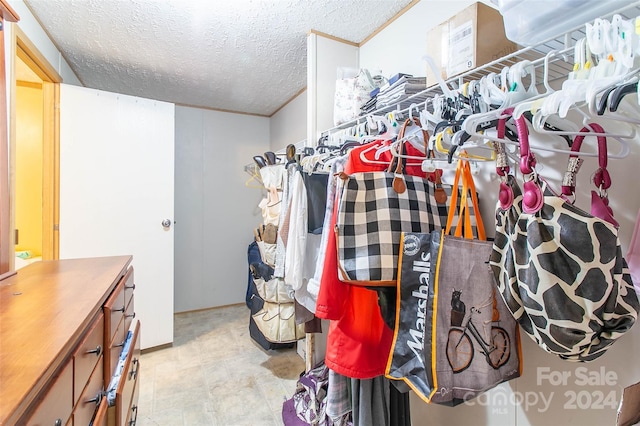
[360,96,378,115]
[376,75,427,109]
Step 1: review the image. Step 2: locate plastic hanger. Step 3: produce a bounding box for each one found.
[584,70,640,126]
[359,118,426,167]
[245,165,264,188]
[339,140,361,155]
[460,108,514,147]
[419,97,443,136]
[478,72,506,108]
[436,105,496,163]
[355,116,399,155]
[513,49,564,119]
[466,79,488,114]
[388,139,481,174]
[460,102,630,159]
[446,129,497,163]
[358,132,427,166]
[423,55,454,99]
[538,66,639,139]
[538,38,596,119]
[529,32,637,147]
[531,108,631,158]
[580,15,637,113]
[612,14,635,70]
[501,60,538,108]
[390,111,491,168]
[357,140,396,165]
[606,80,638,112]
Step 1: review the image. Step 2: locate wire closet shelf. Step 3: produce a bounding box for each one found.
[319,0,640,139]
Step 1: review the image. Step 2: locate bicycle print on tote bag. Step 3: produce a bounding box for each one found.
[424,231,522,406]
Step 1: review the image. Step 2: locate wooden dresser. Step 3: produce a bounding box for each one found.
[0,256,140,426]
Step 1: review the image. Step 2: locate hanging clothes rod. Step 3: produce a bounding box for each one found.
[242,138,307,174]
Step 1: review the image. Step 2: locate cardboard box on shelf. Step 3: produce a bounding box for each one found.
[426,2,518,87]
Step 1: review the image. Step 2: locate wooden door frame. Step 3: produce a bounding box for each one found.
[0,1,19,278]
[13,25,61,260]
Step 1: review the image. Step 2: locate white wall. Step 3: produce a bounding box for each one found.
[174,106,270,313]
[10,0,81,85]
[307,33,359,147]
[356,2,640,425]
[359,0,493,79]
[269,89,307,152]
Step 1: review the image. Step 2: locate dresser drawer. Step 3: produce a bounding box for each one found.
[124,295,135,334]
[112,320,140,426]
[122,266,135,308]
[73,312,104,404]
[93,398,108,426]
[24,360,73,426]
[105,316,127,382]
[125,379,140,426]
[72,356,104,426]
[104,276,127,345]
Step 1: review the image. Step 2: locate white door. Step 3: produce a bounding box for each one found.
[59,84,174,350]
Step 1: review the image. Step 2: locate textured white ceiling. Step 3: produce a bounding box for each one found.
[24,0,414,116]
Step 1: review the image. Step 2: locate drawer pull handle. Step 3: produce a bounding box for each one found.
[125,283,136,290]
[85,345,102,357]
[125,312,136,319]
[54,419,62,426]
[114,340,126,348]
[129,358,139,380]
[129,405,138,426]
[85,392,103,406]
[113,306,125,313]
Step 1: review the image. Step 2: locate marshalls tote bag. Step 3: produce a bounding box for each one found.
[386,158,521,406]
[424,159,521,406]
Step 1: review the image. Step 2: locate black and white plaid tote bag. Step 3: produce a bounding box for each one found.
[335,118,451,287]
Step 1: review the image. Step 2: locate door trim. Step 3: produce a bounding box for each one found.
[13,25,61,260]
[15,26,61,82]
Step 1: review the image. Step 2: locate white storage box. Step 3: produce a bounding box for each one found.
[491,0,631,46]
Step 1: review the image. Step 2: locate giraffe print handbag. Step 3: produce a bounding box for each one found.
[489,115,639,362]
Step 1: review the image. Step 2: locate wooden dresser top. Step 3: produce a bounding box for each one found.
[0,255,132,425]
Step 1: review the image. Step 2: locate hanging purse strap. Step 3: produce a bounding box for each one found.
[495,116,514,211]
[445,157,486,240]
[389,118,410,193]
[561,123,611,197]
[561,122,617,226]
[389,117,430,193]
[503,108,545,214]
